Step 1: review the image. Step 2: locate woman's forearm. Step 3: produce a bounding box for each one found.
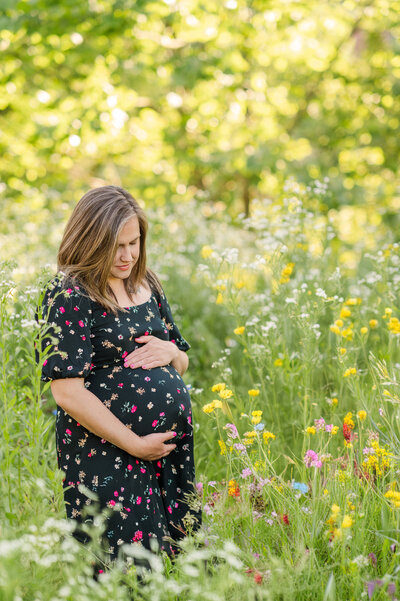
[51,378,143,457]
[171,348,189,376]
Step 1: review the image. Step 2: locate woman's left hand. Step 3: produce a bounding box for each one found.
[124,335,179,370]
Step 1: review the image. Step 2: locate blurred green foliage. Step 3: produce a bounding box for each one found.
[1,0,400,265]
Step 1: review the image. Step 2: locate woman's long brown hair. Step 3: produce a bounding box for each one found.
[57,185,162,313]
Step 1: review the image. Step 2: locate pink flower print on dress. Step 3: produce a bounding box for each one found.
[122,351,128,359]
[66,288,73,294]
[118,383,124,388]
[109,499,116,506]
[144,376,151,382]
[140,467,146,473]
[152,420,158,427]
[132,530,143,542]
[160,412,165,417]
[43,359,48,367]
[65,429,72,435]
[73,306,79,311]
[114,491,118,497]
[167,506,172,514]
[127,464,133,471]
[136,496,142,505]
[78,320,84,327]
[131,405,137,413]
[59,306,65,313]
[65,320,71,326]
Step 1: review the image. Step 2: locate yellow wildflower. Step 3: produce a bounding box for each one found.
[333,528,342,539]
[385,490,400,508]
[228,479,239,496]
[340,307,352,319]
[251,410,262,425]
[331,504,341,515]
[343,367,357,378]
[323,489,329,496]
[360,326,368,335]
[234,326,245,335]
[279,262,295,284]
[201,245,213,259]
[263,431,276,444]
[335,319,344,327]
[339,348,347,355]
[331,426,339,435]
[383,308,393,318]
[218,388,233,400]
[388,317,400,334]
[216,292,223,304]
[274,358,283,366]
[341,515,353,528]
[218,440,227,455]
[243,438,255,446]
[212,383,226,393]
[202,403,215,414]
[341,328,354,340]
[212,399,223,408]
[234,281,245,289]
[357,410,367,421]
[369,319,378,329]
[344,412,355,429]
[345,298,361,306]
[330,325,341,335]
[216,283,226,292]
[363,440,392,476]
[306,426,316,435]
[248,389,260,397]
[331,397,338,406]
[244,431,257,438]
[383,389,391,396]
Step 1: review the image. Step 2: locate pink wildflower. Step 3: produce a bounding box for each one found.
[304,450,322,468]
[224,423,239,439]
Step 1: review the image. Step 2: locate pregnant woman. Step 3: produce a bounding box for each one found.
[39,185,201,572]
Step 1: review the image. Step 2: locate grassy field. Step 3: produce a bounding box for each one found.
[1,179,400,600]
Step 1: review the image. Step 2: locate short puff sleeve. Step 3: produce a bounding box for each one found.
[155,286,191,353]
[38,278,93,381]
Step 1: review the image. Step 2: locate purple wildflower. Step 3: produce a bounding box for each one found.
[233,443,246,454]
[241,467,253,478]
[367,579,383,599]
[314,417,325,431]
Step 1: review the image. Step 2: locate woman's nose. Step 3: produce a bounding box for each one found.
[120,246,131,261]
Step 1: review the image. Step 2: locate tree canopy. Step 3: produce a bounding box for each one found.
[1,0,399,249]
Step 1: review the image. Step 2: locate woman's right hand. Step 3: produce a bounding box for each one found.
[136,431,177,461]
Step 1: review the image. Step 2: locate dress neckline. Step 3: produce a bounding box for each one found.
[120,292,154,310]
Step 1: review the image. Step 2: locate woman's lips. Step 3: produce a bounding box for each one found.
[116,264,131,270]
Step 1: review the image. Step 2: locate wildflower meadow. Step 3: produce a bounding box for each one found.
[1,178,400,600]
[2,0,400,599]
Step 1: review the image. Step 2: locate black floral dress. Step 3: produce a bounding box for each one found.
[39,276,201,563]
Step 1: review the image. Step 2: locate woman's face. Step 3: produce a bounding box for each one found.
[108,215,141,282]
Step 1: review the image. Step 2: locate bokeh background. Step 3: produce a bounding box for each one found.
[1,0,399,272]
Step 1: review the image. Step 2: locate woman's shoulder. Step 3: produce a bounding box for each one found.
[43,273,91,308]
